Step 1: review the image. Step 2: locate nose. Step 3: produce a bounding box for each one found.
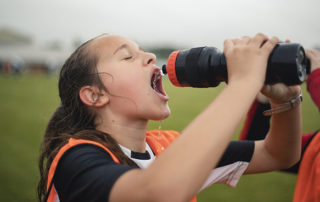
[143,52,156,66]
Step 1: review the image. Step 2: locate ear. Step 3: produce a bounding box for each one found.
[79,86,109,107]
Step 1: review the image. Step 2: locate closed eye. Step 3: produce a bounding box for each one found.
[124,56,133,60]
[147,58,153,64]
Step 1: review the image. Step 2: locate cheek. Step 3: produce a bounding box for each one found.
[106,71,144,97]
[107,76,148,110]
[119,79,148,101]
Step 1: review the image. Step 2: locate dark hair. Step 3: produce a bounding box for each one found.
[37,36,137,201]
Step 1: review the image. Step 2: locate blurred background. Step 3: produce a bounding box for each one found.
[0,0,319,201]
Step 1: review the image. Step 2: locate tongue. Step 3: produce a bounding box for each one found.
[153,80,160,93]
[154,86,161,94]
[151,72,166,96]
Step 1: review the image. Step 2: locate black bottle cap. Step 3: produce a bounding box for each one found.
[162,64,167,75]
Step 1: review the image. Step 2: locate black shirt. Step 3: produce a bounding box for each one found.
[53,140,254,202]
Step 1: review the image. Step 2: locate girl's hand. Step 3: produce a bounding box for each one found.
[223,33,279,88]
[261,83,301,104]
[305,49,320,73]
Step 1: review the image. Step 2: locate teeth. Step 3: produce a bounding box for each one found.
[152,71,161,93]
[152,78,157,90]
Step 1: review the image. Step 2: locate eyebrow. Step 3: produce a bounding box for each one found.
[113,43,144,55]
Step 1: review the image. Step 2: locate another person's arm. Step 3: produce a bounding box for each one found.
[239,98,270,141]
[306,49,320,111]
[245,83,302,173]
[240,49,320,174]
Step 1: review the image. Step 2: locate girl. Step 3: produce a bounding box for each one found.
[38,33,302,202]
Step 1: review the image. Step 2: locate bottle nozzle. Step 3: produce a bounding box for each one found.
[161,64,167,76]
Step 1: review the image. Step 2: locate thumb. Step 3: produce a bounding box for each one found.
[261,85,272,97]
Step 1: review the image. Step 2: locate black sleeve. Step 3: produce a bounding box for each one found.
[217,140,255,168]
[244,102,271,141]
[54,144,134,202]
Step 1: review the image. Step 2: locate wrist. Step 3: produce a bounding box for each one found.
[228,78,263,92]
[263,93,302,116]
[310,66,320,73]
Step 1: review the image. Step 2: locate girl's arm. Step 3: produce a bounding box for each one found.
[109,34,278,202]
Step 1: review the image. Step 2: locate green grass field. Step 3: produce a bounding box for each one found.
[0,74,319,202]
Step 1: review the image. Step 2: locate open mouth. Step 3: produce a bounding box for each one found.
[151,70,168,99]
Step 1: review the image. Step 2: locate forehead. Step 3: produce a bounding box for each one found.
[89,34,138,57]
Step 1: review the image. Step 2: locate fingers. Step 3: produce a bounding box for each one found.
[305,49,320,72]
[256,92,269,103]
[238,36,251,45]
[251,33,269,47]
[249,33,279,54]
[261,84,274,98]
[261,84,286,98]
[261,84,301,103]
[305,49,316,59]
[237,33,278,53]
[224,38,240,49]
[261,36,279,54]
[225,33,277,49]
[225,36,253,47]
[231,38,241,44]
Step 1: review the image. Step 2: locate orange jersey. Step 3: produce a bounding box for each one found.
[293,131,320,202]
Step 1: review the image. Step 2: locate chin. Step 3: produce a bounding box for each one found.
[151,108,171,121]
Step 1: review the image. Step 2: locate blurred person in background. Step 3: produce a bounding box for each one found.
[239,49,320,202]
[38,33,302,202]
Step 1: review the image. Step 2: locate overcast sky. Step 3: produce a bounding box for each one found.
[1,0,319,49]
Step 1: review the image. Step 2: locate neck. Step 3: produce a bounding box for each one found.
[96,117,148,153]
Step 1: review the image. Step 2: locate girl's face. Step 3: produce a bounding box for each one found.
[92,35,170,121]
